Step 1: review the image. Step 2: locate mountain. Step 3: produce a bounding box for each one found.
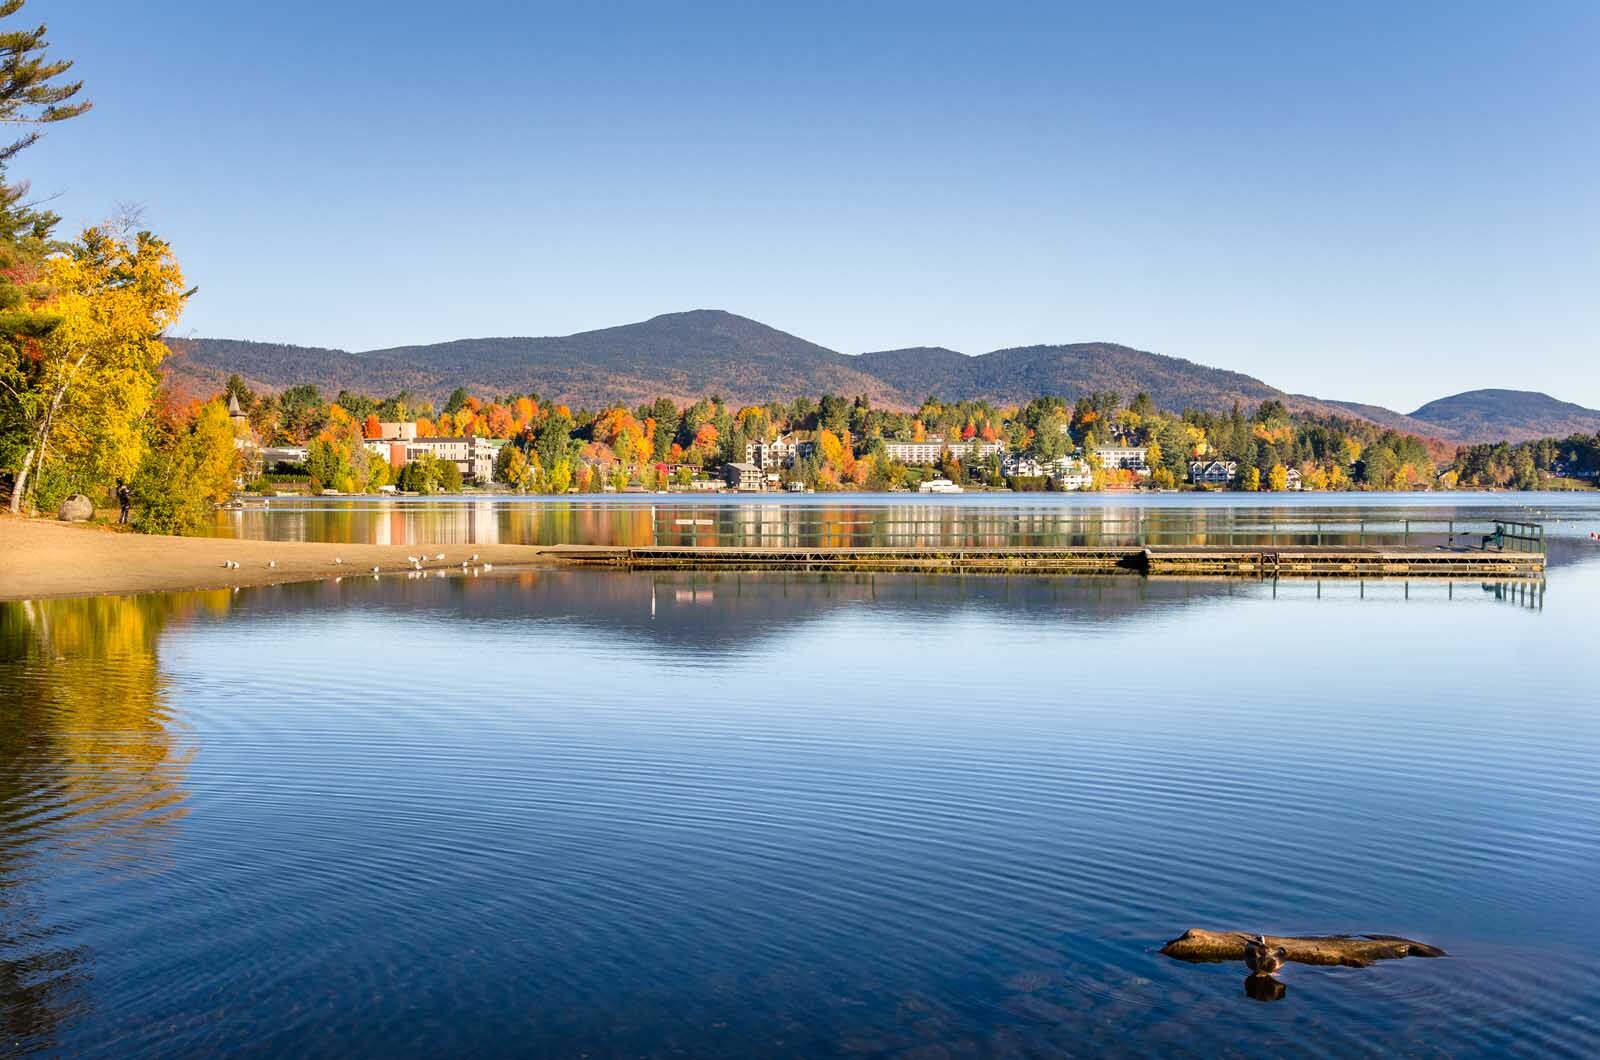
[1314,398,1460,440]
[170,311,899,409]
[858,341,1287,412]
[165,311,1596,445]
[1404,390,1600,444]
[360,310,900,408]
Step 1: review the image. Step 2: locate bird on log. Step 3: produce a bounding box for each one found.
[1162,929,1446,968]
[1244,936,1286,976]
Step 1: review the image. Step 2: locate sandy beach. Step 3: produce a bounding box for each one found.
[0,515,554,601]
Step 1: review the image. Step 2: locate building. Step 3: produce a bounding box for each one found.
[1189,459,1238,486]
[884,438,1005,465]
[1053,457,1094,491]
[745,436,794,471]
[258,445,308,468]
[376,421,418,442]
[227,392,252,438]
[1285,468,1304,491]
[404,436,501,484]
[723,462,764,491]
[1094,445,1149,472]
[1002,453,1047,478]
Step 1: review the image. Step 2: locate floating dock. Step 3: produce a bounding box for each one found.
[540,544,1545,579]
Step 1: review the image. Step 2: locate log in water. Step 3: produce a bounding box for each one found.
[1161,928,1447,968]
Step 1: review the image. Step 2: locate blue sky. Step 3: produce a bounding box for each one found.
[20,0,1600,410]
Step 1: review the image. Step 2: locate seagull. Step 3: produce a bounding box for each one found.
[1244,936,1286,977]
[434,552,445,561]
[470,553,479,562]
[407,555,419,564]
[267,560,276,568]
[333,557,342,564]
[482,562,493,572]
[221,561,233,568]
[371,566,381,573]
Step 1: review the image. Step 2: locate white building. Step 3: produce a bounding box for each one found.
[1093,445,1149,472]
[1002,453,1047,478]
[1053,457,1095,491]
[258,445,309,467]
[745,436,795,471]
[885,438,1005,465]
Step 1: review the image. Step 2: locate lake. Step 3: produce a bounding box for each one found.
[5,494,1599,1056]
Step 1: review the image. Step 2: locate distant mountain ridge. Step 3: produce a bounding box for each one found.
[165,310,1597,445]
[1406,389,1600,443]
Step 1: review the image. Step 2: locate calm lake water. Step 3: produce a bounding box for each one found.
[209,490,1588,552]
[5,495,1600,1056]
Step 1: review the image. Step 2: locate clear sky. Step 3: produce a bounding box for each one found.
[19,0,1600,411]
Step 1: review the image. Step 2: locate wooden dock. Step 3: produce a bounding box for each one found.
[540,544,1545,579]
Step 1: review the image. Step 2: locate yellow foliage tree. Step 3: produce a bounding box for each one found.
[5,228,188,512]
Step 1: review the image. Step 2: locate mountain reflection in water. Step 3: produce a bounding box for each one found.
[0,564,1596,1057]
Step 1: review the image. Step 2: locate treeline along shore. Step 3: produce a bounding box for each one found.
[217,377,1600,503]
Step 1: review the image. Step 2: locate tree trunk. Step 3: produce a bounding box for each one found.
[1161,928,1446,968]
[8,447,34,514]
[12,347,93,514]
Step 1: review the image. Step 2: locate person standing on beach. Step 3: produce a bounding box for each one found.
[116,479,131,524]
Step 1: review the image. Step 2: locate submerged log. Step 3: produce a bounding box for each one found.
[1161,929,1446,968]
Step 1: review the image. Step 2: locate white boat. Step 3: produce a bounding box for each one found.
[918,477,964,494]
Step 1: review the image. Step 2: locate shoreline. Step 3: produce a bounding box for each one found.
[2,515,1547,603]
[0,516,558,602]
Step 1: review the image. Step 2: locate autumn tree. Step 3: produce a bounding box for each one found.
[4,228,188,512]
[132,398,238,534]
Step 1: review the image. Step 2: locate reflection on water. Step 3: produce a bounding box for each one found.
[209,492,1600,561]
[1245,975,1287,1002]
[0,595,207,1053]
[1,563,1598,1056]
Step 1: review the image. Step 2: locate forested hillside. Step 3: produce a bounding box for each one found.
[167,311,1595,445]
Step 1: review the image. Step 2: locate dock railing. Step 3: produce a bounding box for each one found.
[646,510,1547,552]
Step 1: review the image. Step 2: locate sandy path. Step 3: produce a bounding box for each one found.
[0,516,559,601]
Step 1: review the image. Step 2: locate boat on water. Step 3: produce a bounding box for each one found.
[917,477,964,494]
